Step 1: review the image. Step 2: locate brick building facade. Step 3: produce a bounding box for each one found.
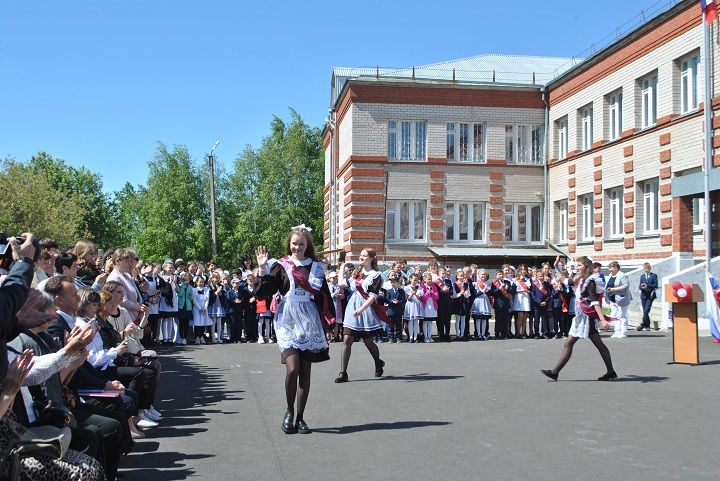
[324,0,719,270]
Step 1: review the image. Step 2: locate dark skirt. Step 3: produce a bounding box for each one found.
[281,347,330,364]
[158,310,178,319]
[343,326,385,340]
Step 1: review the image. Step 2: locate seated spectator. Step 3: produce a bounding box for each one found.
[9,288,120,480]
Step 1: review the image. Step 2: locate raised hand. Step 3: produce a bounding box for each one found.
[63,324,95,355]
[3,349,34,395]
[9,232,35,261]
[255,246,268,267]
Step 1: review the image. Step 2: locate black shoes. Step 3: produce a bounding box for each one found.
[541,369,559,381]
[282,411,297,434]
[335,372,348,383]
[375,359,385,378]
[597,371,618,381]
[295,419,311,434]
[637,325,649,331]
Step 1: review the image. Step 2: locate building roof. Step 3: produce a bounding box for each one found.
[333,54,579,88]
[330,54,579,108]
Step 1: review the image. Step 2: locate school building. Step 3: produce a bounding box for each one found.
[323,0,720,280]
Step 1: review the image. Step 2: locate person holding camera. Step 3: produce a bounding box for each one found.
[0,234,37,380]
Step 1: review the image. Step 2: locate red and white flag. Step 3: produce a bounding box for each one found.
[702,0,718,24]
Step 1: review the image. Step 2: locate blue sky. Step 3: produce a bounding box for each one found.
[0,0,680,193]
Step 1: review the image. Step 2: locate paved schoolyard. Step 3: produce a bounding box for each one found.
[120,333,720,481]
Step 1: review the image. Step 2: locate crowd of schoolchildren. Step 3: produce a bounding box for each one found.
[148,254,637,348]
[327,257,630,344]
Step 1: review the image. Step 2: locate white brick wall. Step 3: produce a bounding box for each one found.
[351,102,545,160]
[549,25,703,155]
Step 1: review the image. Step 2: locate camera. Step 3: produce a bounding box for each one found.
[0,232,41,262]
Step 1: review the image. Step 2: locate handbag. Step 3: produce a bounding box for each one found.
[1,416,71,481]
[35,402,77,429]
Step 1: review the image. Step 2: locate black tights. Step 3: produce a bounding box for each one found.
[340,334,380,374]
[551,333,614,375]
[284,353,312,421]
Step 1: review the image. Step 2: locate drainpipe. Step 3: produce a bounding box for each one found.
[541,86,550,244]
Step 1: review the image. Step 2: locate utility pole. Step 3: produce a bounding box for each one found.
[209,140,220,259]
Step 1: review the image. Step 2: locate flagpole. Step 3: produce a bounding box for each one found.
[703,7,713,272]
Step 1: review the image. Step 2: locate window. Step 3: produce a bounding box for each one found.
[608,91,622,141]
[640,73,658,128]
[557,200,568,243]
[506,124,544,163]
[504,203,543,243]
[693,198,705,231]
[556,117,568,159]
[386,200,426,241]
[388,121,426,161]
[641,180,660,233]
[580,105,593,151]
[447,123,486,162]
[680,55,699,114]
[446,202,486,242]
[606,188,623,238]
[579,194,594,241]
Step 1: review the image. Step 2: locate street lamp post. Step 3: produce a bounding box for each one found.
[208,140,220,259]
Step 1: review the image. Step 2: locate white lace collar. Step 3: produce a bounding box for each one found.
[290,256,313,267]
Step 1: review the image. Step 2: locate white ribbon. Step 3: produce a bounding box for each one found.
[290,223,312,232]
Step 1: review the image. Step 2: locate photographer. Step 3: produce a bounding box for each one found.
[0,233,36,380]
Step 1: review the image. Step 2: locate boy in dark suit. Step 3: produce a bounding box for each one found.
[383,275,406,343]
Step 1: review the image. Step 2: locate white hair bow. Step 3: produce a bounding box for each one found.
[290,223,312,232]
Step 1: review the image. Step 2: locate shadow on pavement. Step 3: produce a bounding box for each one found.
[120,351,241,479]
[351,373,464,383]
[315,420,452,434]
[566,375,670,383]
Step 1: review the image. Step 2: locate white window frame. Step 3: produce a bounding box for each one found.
[446,202,487,242]
[680,55,699,114]
[580,195,594,241]
[609,91,623,141]
[557,118,568,159]
[608,188,623,238]
[557,200,568,243]
[642,180,660,234]
[386,200,427,242]
[504,203,544,243]
[447,123,486,163]
[641,74,658,128]
[388,120,427,161]
[581,105,593,151]
[506,124,544,164]
[693,198,705,231]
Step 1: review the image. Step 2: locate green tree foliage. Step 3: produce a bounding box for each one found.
[26,152,119,246]
[223,109,325,264]
[3,109,325,266]
[134,143,211,262]
[0,159,84,245]
[111,182,143,248]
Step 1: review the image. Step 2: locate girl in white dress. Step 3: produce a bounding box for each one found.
[512,265,532,338]
[421,271,439,343]
[336,248,387,382]
[541,256,617,381]
[192,277,212,344]
[470,270,492,340]
[403,274,423,342]
[254,226,335,435]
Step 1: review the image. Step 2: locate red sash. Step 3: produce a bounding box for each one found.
[516,278,530,291]
[551,280,569,313]
[280,258,335,327]
[493,279,510,299]
[355,275,392,325]
[533,279,548,296]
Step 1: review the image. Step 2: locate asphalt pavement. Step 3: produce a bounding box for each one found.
[119,332,720,481]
